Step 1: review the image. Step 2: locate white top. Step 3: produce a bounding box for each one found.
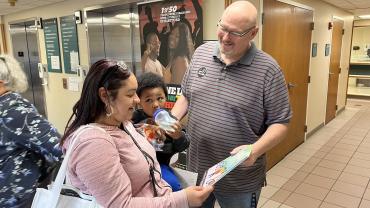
[145,58,163,76]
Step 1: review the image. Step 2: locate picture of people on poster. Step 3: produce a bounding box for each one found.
[139,0,202,88]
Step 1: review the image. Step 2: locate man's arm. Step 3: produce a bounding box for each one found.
[231,123,289,166]
[171,95,189,120]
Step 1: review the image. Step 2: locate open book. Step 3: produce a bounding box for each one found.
[200,145,252,187]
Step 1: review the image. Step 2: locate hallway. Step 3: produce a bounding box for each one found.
[258,99,370,208]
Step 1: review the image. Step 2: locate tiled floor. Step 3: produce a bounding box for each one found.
[257,99,370,208]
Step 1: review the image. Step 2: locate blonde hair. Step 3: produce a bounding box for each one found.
[0,54,28,93]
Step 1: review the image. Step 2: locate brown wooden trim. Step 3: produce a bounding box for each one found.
[0,24,7,54]
[224,0,232,8]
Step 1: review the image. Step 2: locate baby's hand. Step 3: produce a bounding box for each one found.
[165,122,183,139]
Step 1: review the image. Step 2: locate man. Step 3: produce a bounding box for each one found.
[171,1,292,207]
[141,32,167,79]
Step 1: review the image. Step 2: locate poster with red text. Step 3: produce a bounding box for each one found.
[138,0,203,99]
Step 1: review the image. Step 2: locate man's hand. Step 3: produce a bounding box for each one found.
[230,145,257,167]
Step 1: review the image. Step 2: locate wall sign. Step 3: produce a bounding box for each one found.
[60,15,80,74]
[43,18,62,73]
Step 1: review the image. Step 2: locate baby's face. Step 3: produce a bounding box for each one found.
[139,87,166,117]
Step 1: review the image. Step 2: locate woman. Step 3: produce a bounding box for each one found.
[0,54,62,208]
[61,59,212,207]
[167,22,194,85]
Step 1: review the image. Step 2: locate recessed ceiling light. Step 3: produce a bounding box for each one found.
[358,15,370,19]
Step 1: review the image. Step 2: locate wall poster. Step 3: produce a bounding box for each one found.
[138,0,202,108]
[43,18,62,73]
[60,15,80,74]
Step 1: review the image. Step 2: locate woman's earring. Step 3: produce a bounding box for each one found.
[106,105,113,117]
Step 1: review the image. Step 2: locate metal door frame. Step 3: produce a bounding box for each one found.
[9,18,48,117]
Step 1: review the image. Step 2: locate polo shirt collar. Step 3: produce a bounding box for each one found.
[213,41,257,66]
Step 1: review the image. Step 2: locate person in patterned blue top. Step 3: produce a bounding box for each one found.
[0,54,62,208]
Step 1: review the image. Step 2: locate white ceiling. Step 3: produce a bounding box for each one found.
[0,0,369,16]
[321,0,370,16]
[0,0,66,16]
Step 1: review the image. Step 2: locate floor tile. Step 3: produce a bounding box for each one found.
[261,200,281,208]
[267,165,296,179]
[348,158,370,169]
[363,189,370,201]
[281,180,301,192]
[266,174,289,188]
[284,193,321,208]
[352,152,370,161]
[280,205,295,208]
[279,159,305,170]
[343,165,370,177]
[285,153,311,163]
[311,166,341,179]
[339,138,362,146]
[331,181,365,197]
[300,163,316,173]
[258,101,370,208]
[319,145,333,153]
[324,191,361,208]
[261,185,279,198]
[359,199,370,208]
[324,153,351,164]
[257,196,268,208]
[270,189,291,203]
[313,151,328,159]
[290,171,309,182]
[334,143,358,151]
[318,159,346,171]
[320,202,345,208]
[304,174,335,189]
[337,172,369,187]
[294,183,329,200]
[306,157,321,166]
[329,148,354,157]
[357,146,370,154]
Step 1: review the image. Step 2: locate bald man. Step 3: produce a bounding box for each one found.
[172,1,292,207]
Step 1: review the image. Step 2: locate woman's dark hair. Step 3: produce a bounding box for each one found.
[61,59,131,145]
[169,22,194,63]
[136,72,167,98]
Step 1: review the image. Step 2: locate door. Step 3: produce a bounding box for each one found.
[262,0,313,169]
[86,4,141,75]
[325,18,343,124]
[9,21,46,117]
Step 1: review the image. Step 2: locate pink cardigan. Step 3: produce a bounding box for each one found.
[64,122,188,208]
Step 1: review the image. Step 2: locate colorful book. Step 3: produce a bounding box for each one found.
[200,145,252,186]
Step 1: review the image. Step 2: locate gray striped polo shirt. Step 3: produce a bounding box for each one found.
[182,41,292,194]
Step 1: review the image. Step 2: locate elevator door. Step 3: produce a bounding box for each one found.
[86,4,141,75]
[10,21,46,117]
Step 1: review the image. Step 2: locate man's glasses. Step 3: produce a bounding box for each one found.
[217,21,255,37]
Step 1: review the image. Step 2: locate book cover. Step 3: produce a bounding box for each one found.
[200,145,252,186]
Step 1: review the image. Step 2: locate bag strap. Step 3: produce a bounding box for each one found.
[49,125,101,207]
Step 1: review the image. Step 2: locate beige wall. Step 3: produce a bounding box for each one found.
[2,0,354,136]
[290,0,353,133]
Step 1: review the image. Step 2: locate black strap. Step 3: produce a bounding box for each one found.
[122,126,159,197]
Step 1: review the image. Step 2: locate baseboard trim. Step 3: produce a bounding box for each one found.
[347,95,370,100]
[306,122,325,139]
[337,106,345,115]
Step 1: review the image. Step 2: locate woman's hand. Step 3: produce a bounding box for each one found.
[184,185,214,207]
[165,122,183,139]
